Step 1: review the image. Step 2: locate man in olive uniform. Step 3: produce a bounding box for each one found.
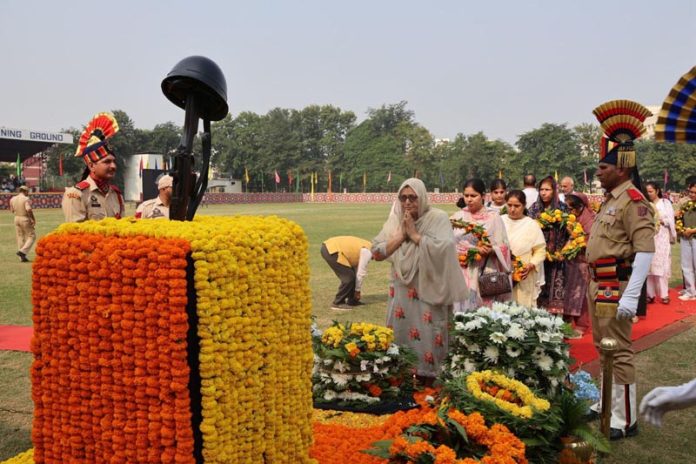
[587,100,655,440]
[9,185,36,262]
[321,236,373,310]
[135,175,173,219]
[676,178,696,300]
[62,113,125,222]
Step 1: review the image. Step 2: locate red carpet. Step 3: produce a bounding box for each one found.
[0,324,33,352]
[568,287,696,366]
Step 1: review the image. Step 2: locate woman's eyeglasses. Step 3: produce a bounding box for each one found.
[399,194,418,203]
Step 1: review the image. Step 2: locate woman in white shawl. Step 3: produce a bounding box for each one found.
[373,178,468,383]
[645,182,677,304]
[501,190,546,308]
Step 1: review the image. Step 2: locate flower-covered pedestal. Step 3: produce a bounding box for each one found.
[30,216,314,463]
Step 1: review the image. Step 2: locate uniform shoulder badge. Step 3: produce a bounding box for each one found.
[75,181,90,190]
[627,188,644,202]
[64,187,82,199]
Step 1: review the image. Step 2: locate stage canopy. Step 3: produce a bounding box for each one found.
[0,127,73,162]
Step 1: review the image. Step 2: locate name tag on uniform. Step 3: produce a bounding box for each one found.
[90,194,102,208]
[606,206,617,216]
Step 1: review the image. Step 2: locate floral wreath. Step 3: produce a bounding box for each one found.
[537,209,586,262]
[676,200,696,236]
[466,370,550,419]
[450,219,491,266]
[369,402,527,464]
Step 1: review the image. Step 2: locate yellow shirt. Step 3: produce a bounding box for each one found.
[324,236,372,268]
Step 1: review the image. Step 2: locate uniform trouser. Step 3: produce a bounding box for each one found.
[588,279,635,384]
[320,244,356,305]
[681,238,696,297]
[646,275,669,300]
[14,217,35,255]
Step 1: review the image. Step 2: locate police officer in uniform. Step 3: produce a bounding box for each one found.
[135,175,172,219]
[587,100,655,440]
[62,113,125,223]
[9,185,36,262]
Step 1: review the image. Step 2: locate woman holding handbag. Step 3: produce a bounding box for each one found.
[450,178,512,313]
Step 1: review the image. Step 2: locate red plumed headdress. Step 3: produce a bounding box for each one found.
[75,113,119,164]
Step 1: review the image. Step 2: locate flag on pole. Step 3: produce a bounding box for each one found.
[16,153,21,178]
[583,169,588,185]
[295,169,300,192]
[387,171,392,183]
[554,170,558,181]
[314,171,318,185]
[274,170,280,184]
[328,171,332,193]
[244,167,250,184]
[154,158,159,171]
[339,173,343,191]
[363,172,367,192]
[287,170,294,189]
[310,172,315,200]
[58,153,64,177]
[498,169,503,179]
[139,156,143,178]
[663,169,669,189]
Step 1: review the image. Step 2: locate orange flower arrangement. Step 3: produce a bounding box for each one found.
[31,234,194,463]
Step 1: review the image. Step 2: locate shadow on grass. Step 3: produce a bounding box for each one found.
[0,414,32,462]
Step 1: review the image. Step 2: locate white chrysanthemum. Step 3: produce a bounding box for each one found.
[468,343,481,353]
[506,346,522,358]
[360,360,369,371]
[323,390,337,401]
[454,321,466,331]
[381,356,391,363]
[533,347,545,358]
[334,360,348,372]
[475,306,492,316]
[323,359,333,366]
[464,319,484,331]
[537,332,551,343]
[536,355,553,371]
[386,344,400,356]
[311,323,323,338]
[489,332,507,344]
[331,373,351,386]
[551,378,560,388]
[451,354,463,365]
[505,323,526,340]
[355,373,371,382]
[506,367,516,378]
[556,359,566,370]
[464,358,477,373]
[535,317,553,328]
[483,346,499,363]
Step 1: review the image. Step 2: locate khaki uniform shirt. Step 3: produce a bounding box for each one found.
[9,193,31,217]
[135,197,170,219]
[586,180,655,263]
[62,176,125,223]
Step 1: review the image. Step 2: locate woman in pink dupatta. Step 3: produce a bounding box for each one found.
[450,178,511,313]
[563,192,595,337]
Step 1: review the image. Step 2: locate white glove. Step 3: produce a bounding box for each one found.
[640,378,696,427]
[616,252,653,321]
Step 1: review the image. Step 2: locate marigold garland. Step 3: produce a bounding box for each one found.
[675,200,696,236]
[32,216,314,463]
[450,219,491,266]
[466,370,550,419]
[0,449,34,464]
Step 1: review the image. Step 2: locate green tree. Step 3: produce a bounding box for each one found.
[637,140,696,192]
[515,123,582,183]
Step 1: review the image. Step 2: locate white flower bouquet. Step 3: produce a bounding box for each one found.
[445,302,571,394]
[312,321,417,411]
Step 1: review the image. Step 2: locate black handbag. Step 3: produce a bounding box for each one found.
[478,254,512,297]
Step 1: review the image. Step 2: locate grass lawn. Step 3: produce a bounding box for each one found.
[1,202,694,462]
